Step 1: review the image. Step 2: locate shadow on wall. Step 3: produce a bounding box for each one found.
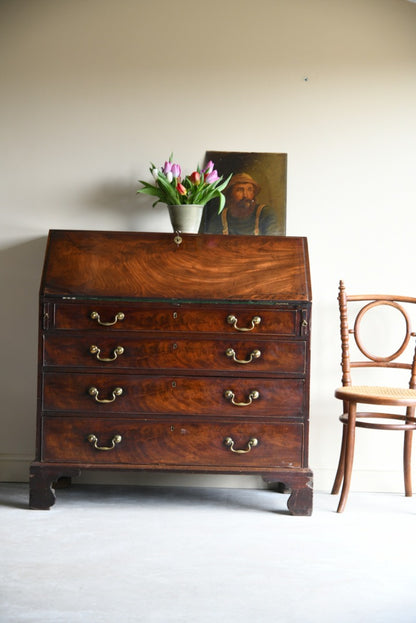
[0,237,48,460]
[83,178,170,232]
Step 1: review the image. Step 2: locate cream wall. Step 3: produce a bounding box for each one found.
[1,0,416,493]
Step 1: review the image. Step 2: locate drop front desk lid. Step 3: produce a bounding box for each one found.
[40,230,311,304]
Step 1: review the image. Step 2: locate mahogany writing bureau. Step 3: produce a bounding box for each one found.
[30,230,313,514]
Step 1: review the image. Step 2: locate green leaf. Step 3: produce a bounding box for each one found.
[214,173,233,193]
[217,191,226,213]
[137,185,162,198]
[156,173,180,204]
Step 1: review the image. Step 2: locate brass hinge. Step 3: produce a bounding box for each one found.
[42,304,50,330]
[301,310,309,335]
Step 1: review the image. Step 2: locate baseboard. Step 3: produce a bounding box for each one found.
[0,454,34,483]
[0,454,410,493]
[311,468,412,493]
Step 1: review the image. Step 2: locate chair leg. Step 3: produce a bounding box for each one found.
[403,429,413,497]
[331,423,347,495]
[337,402,357,513]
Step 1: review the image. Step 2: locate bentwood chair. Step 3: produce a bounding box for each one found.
[331,281,416,512]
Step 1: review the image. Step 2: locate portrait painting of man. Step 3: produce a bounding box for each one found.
[199,151,287,236]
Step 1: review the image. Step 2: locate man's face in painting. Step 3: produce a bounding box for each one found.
[228,182,256,217]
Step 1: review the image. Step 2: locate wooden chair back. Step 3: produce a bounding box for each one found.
[338,280,416,390]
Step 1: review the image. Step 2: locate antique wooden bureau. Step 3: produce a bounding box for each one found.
[30,230,313,514]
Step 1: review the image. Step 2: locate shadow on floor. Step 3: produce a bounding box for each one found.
[0,482,290,514]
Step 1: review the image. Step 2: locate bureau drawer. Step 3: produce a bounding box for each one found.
[43,334,306,375]
[52,303,305,336]
[42,373,305,417]
[41,416,303,468]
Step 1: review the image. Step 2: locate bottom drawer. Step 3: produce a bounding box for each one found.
[41,417,303,468]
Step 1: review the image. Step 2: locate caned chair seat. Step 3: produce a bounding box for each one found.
[335,385,416,406]
[331,281,416,512]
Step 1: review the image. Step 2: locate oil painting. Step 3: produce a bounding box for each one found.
[199,151,287,236]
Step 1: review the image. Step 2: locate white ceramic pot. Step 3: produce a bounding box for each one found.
[167,204,204,234]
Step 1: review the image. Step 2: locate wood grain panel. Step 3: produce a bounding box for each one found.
[42,372,305,417]
[41,231,311,302]
[52,302,302,335]
[42,416,303,468]
[43,334,306,375]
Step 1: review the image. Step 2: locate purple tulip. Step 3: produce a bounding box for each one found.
[163,161,173,174]
[204,170,219,184]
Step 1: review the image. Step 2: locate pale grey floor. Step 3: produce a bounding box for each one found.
[1,483,416,623]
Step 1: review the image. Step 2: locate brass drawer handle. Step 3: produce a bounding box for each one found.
[224,389,260,406]
[90,311,125,326]
[87,433,122,451]
[226,347,261,364]
[90,345,124,362]
[227,314,261,332]
[224,437,258,454]
[88,386,123,403]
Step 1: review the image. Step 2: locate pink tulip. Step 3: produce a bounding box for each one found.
[163,161,172,174]
[204,170,219,184]
[203,161,214,174]
[177,182,187,195]
[189,171,201,185]
[171,163,181,178]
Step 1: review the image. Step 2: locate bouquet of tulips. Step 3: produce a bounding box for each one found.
[138,155,232,213]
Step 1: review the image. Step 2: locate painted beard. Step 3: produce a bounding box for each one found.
[236,198,255,210]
